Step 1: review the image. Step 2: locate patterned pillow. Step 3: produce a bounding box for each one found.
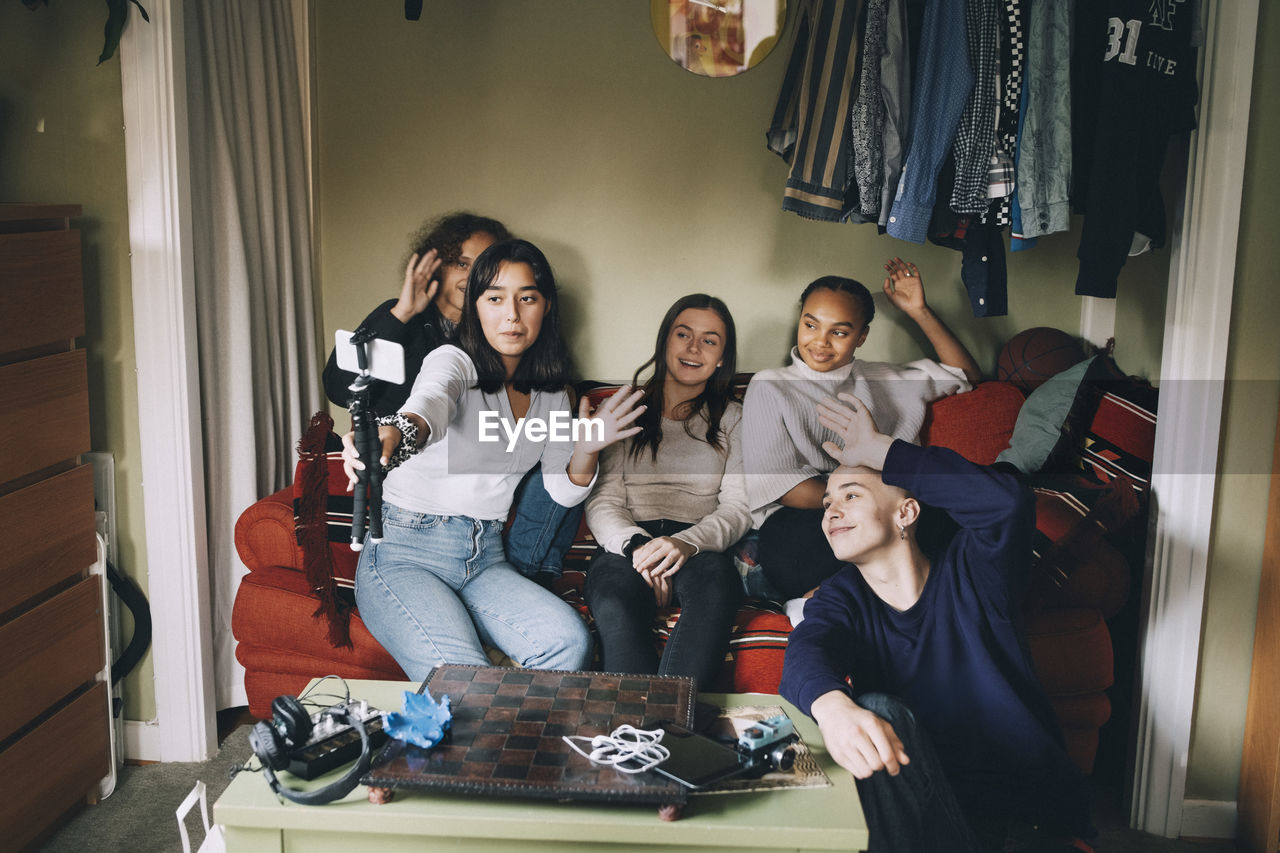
[1049,356,1158,492]
[1076,361,1157,491]
[1027,472,1139,617]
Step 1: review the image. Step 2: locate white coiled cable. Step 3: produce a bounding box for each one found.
[562,724,670,774]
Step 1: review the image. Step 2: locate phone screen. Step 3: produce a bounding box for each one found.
[649,722,747,789]
[333,329,406,386]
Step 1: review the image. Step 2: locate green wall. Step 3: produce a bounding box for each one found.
[1185,1,1280,802]
[0,4,154,720]
[313,0,1169,430]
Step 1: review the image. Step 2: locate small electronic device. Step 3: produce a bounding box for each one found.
[333,329,405,385]
[285,699,389,780]
[735,715,800,774]
[649,722,751,790]
[249,695,382,805]
[649,713,801,790]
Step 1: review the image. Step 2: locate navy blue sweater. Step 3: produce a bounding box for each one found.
[779,441,1091,836]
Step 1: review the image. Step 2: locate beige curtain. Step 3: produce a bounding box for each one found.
[185,0,321,709]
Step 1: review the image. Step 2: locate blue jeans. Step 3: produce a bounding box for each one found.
[504,467,583,579]
[355,503,592,682]
[853,693,983,853]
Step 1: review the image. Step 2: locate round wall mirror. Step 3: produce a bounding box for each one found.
[650,0,786,78]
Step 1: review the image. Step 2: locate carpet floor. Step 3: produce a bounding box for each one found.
[38,725,254,853]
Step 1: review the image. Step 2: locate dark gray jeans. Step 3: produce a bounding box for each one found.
[583,519,741,691]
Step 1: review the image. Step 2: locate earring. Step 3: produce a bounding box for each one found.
[898,524,906,540]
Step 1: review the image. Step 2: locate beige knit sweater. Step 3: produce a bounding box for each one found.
[585,402,750,556]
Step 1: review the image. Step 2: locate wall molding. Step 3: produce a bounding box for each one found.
[1180,800,1238,840]
[124,719,164,764]
[119,0,217,762]
[1130,0,1260,837]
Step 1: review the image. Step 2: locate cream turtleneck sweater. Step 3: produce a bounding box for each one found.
[741,348,969,527]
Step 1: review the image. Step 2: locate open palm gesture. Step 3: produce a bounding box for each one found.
[816,392,893,471]
[391,249,443,322]
[882,257,927,317]
[575,385,646,455]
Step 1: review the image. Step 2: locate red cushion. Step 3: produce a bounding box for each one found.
[920,382,1025,464]
[1028,475,1138,617]
[1024,607,1114,695]
[232,566,402,670]
[721,604,791,694]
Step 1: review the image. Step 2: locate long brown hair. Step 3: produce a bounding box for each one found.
[628,294,737,461]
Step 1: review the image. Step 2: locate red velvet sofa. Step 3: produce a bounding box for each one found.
[233,379,1138,773]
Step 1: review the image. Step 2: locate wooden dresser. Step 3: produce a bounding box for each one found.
[0,204,110,850]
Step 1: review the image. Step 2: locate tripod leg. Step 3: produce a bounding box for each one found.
[368,464,385,543]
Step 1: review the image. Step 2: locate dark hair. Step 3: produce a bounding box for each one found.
[407,211,512,269]
[628,294,738,461]
[799,276,875,328]
[456,239,574,394]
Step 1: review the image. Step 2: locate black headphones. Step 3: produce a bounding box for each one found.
[248,694,373,806]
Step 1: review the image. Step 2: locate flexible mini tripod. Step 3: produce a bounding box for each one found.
[347,327,383,551]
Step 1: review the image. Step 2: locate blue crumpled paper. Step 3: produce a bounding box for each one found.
[384,690,452,749]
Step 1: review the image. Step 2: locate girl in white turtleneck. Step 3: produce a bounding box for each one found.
[742,259,981,612]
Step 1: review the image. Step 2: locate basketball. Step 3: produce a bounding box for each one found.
[996,327,1087,393]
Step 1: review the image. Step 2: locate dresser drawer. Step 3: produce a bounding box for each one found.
[0,349,90,484]
[0,681,109,852]
[0,576,104,744]
[0,229,84,354]
[0,465,97,615]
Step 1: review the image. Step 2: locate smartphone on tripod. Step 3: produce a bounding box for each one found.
[334,329,406,550]
[333,330,405,385]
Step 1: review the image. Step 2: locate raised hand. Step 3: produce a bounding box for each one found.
[816,392,892,471]
[882,257,927,318]
[810,691,910,779]
[575,385,647,456]
[390,249,443,323]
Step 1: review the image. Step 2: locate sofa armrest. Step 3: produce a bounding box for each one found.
[234,487,302,574]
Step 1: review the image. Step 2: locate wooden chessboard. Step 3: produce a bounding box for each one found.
[362,665,695,805]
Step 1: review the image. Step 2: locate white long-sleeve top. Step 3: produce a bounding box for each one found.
[382,345,595,520]
[585,402,750,556]
[742,348,969,527]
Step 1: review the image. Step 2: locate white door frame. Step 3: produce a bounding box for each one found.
[1130,0,1259,837]
[120,2,1260,813]
[119,0,216,762]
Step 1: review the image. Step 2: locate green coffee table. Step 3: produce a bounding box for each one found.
[214,679,868,852]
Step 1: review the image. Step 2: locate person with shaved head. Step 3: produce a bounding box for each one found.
[778,393,1095,853]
